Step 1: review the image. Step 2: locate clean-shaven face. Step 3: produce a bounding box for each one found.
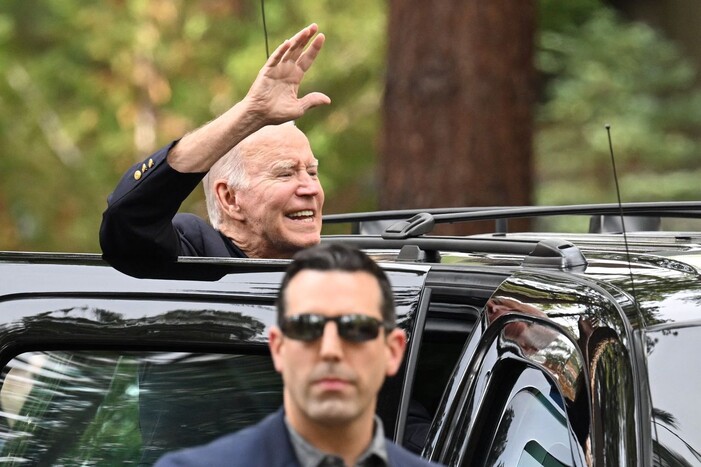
[270,270,406,430]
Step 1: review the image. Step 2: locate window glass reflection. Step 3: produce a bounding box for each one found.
[484,370,575,467]
[647,325,701,465]
[0,350,282,465]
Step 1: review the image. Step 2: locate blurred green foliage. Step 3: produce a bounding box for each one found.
[0,0,385,252]
[537,0,701,230]
[0,0,700,251]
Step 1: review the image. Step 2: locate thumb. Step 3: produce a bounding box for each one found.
[299,92,331,111]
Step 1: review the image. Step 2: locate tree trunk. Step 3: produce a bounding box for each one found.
[381,0,536,234]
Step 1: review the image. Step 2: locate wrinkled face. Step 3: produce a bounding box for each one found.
[235,125,324,258]
[269,270,406,431]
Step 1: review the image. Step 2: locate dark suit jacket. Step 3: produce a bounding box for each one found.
[154,408,441,467]
[100,142,246,265]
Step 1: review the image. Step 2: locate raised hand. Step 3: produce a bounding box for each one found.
[167,24,331,173]
[245,23,331,125]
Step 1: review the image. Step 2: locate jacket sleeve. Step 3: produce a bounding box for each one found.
[99,142,207,263]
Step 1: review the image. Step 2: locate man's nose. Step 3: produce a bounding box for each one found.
[319,321,344,360]
[295,173,321,197]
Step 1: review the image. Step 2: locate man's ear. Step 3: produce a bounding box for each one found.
[268,326,285,374]
[384,328,407,377]
[214,180,245,221]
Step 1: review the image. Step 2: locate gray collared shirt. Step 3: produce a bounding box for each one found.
[285,416,389,467]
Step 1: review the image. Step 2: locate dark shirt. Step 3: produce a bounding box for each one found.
[285,416,389,467]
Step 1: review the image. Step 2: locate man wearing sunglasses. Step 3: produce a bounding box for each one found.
[155,243,440,466]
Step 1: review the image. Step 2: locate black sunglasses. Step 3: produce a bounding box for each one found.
[280,313,393,343]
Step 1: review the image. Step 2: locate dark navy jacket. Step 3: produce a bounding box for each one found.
[154,409,441,467]
[100,143,246,266]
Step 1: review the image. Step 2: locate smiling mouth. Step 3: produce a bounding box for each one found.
[287,210,315,222]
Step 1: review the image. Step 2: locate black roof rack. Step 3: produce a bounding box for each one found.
[522,238,587,271]
[322,235,589,270]
[323,202,701,239]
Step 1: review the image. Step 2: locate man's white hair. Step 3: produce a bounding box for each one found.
[203,144,250,229]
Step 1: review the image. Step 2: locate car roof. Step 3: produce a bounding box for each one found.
[323,202,701,331]
[0,250,430,311]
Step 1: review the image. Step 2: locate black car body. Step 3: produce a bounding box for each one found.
[1,203,700,466]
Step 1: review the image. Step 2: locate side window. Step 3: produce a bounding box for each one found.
[404,301,480,453]
[403,271,508,454]
[482,368,574,467]
[455,334,586,467]
[428,310,589,467]
[0,350,282,465]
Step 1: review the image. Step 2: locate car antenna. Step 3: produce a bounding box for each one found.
[605,124,638,304]
[260,0,270,58]
[607,123,662,464]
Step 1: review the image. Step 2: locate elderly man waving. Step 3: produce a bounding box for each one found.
[100,24,330,263]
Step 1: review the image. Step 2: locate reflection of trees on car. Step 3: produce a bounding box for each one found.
[0,301,276,464]
[0,350,284,465]
[652,408,698,467]
[0,352,141,465]
[0,306,268,347]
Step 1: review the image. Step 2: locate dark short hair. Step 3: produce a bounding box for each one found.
[276,243,395,326]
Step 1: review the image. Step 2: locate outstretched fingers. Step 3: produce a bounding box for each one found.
[297,34,325,72]
[267,39,291,67]
[246,23,328,123]
[281,24,318,63]
[266,24,323,70]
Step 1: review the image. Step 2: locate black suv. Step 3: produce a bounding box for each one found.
[1,202,700,466]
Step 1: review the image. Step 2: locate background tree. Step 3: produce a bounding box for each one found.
[1,0,701,251]
[536,1,701,231]
[381,1,536,234]
[0,0,386,251]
